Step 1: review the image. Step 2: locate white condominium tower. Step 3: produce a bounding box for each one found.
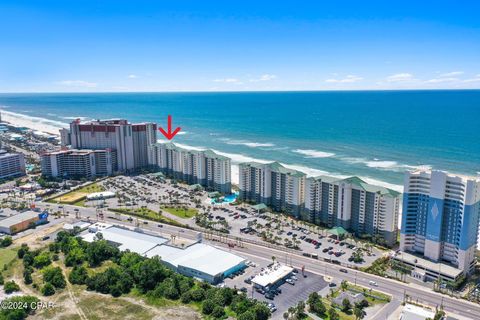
[148,142,231,194]
[238,162,305,216]
[41,149,117,179]
[0,150,26,179]
[400,170,480,274]
[63,119,157,171]
[304,176,400,246]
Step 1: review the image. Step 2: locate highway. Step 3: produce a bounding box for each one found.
[37,202,479,319]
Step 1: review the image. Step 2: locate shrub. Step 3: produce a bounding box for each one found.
[4,280,20,293]
[42,283,55,296]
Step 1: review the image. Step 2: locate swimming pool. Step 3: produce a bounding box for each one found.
[211,192,238,204]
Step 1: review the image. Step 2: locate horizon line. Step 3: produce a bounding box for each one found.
[1,88,480,95]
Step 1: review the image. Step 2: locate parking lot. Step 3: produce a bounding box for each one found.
[221,256,328,318]
[45,174,384,268]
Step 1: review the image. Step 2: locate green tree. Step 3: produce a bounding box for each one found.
[342,298,352,313]
[4,280,20,293]
[0,296,40,320]
[328,307,340,320]
[43,266,66,289]
[68,265,89,285]
[202,299,215,315]
[23,267,33,285]
[42,282,56,296]
[354,305,366,320]
[253,303,271,320]
[1,236,12,247]
[211,306,225,318]
[33,252,51,269]
[237,310,256,320]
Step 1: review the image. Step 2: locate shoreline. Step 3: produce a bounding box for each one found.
[1,109,404,192]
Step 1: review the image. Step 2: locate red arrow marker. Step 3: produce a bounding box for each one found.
[158,115,181,140]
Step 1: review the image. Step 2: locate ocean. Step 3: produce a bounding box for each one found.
[1,90,480,191]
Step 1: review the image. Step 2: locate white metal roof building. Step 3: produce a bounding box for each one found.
[86,191,116,200]
[400,304,435,320]
[251,264,293,289]
[80,224,246,283]
[145,243,246,284]
[82,226,169,255]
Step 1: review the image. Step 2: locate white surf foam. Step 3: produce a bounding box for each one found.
[220,138,275,148]
[293,149,335,158]
[341,157,430,173]
[1,109,67,135]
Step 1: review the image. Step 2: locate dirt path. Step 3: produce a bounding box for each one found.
[57,263,88,320]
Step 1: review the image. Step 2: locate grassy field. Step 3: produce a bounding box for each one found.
[347,284,391,304]
[162,206,197,219]
[49,183,106,205]
[0,247,17,270]
[108,207,186,227]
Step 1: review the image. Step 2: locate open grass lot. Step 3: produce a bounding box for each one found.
[0,247,17,270]
[108,207,185,227]
[162,206,197,219]
[77,295,154,320]
[49,183,106,205]
[346,284,391,305]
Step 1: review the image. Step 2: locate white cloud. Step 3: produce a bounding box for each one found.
[249,74,277,82]
[213,78,241,83]
[57,80,97,88]
[463,77,480,83]
[127,74,138,79]
[325,75,363,83]
[439,71,463,77]
[425,77,459,83]
[386,73,415,82]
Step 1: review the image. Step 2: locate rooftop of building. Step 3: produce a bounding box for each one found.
[251,263,293,288]
[44,148,114,156]
[81,226,169,255]
[145,242,246,277]
[239,161,306,178]
[409,169,480,182]
[153,142,229,160]
[0,150,23,158]
[0,210,41,228]
[307,175,400,197]
[401,303,435,320]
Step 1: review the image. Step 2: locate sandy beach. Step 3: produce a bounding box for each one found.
[1,110,66,136]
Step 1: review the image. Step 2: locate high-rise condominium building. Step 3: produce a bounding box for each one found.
[147,142,231,194]
[400,170,480,274]
[41,149,117,179]
[304,176,400,246]
[0,150,26,179]
[238,162,305,216]
[63,119,156,171]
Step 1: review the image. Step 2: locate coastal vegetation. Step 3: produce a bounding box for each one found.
[0,231,271,320]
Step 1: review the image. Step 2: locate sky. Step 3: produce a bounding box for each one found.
[1,0,480,92]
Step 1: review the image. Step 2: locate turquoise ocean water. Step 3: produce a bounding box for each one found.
[1,90,479,191]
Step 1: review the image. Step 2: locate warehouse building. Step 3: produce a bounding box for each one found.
[0,210,49,234]
[145,242,246,284]
[80,224,246,284]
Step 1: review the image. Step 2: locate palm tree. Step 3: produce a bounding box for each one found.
[340,280,348,292]
[354,305,366,320]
